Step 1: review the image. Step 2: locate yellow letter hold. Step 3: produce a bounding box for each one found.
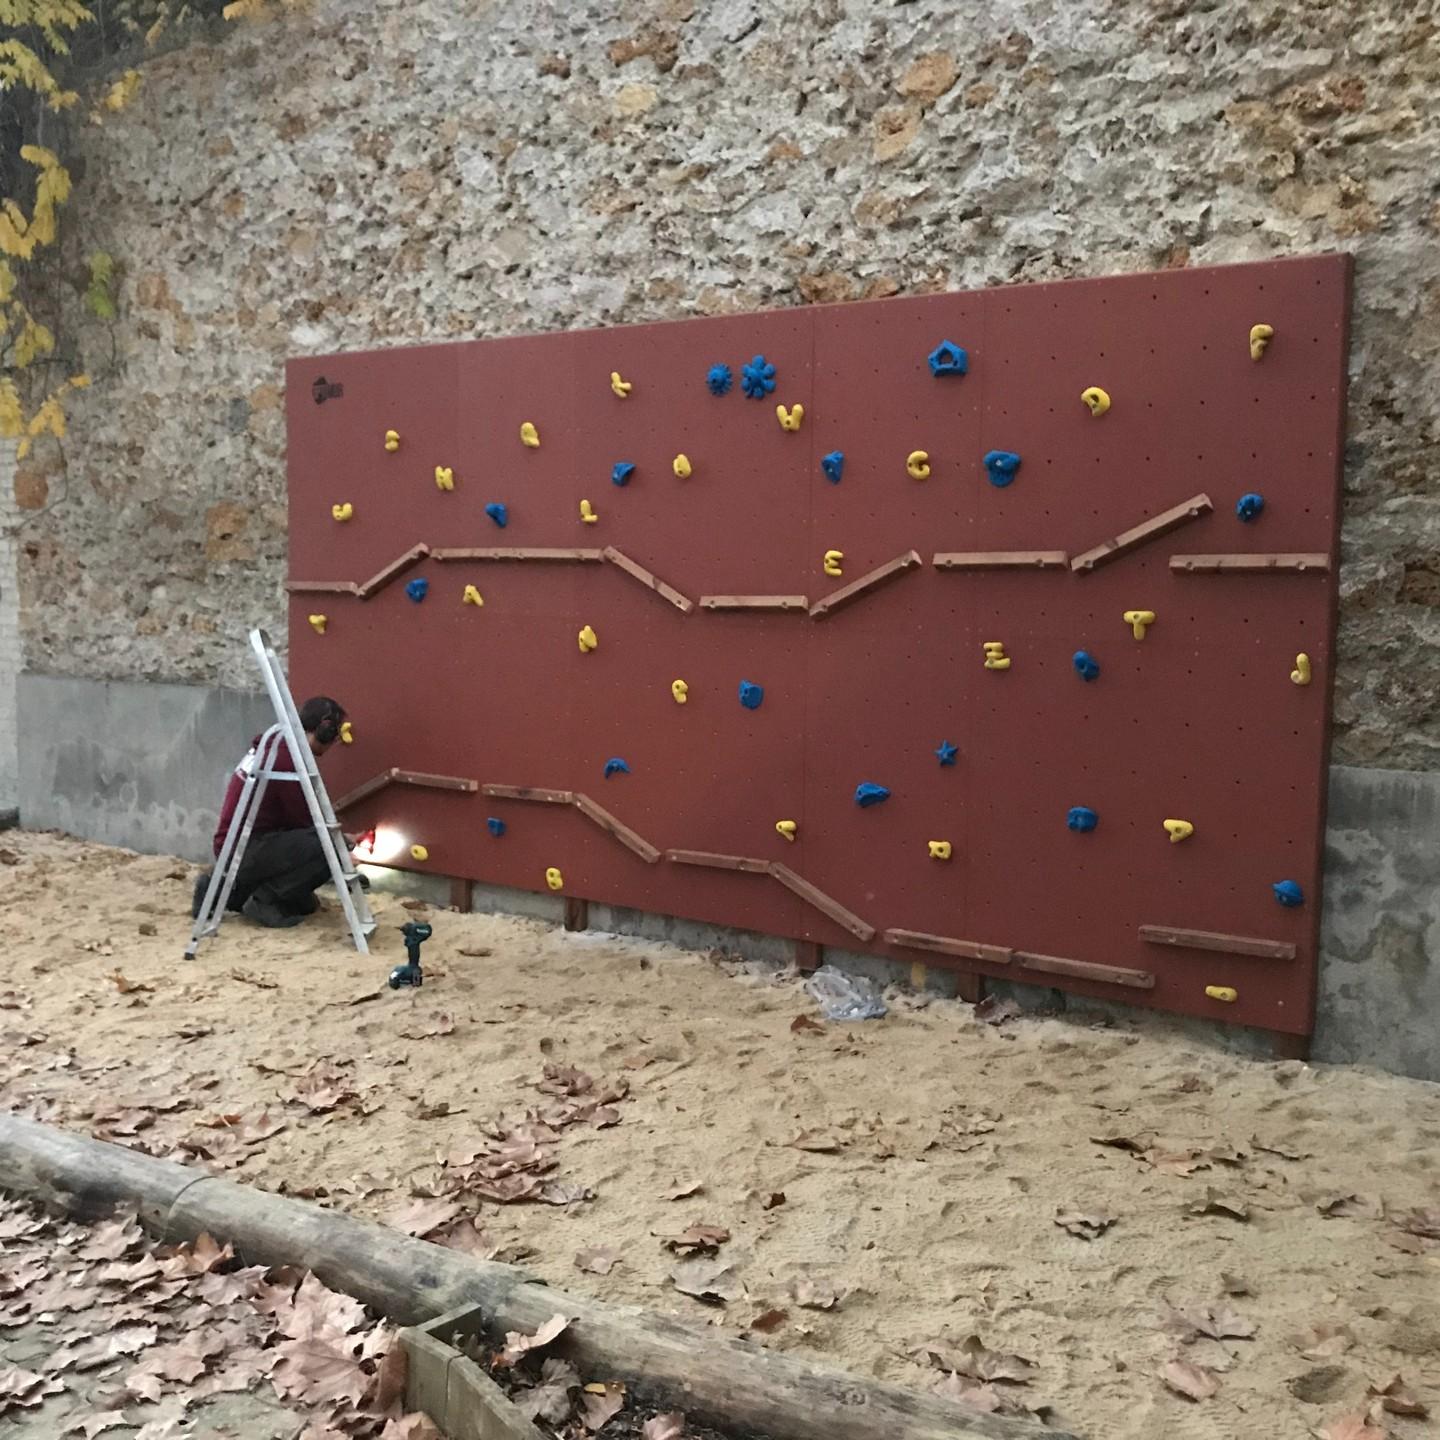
[610,371,632,397]
[776,403,804,432]
[579,499,598,524]
[1249,323,1273,361]
[1080,386,1111,416]
[331,502,354,522]
[434,465,455,491]
[577,625,598,653]
[673,454,692,478]
[1205,985,1238,1003]
[339,721,353,745]
[519,421,540,448]
[308,614,327,634]
[410,844,429,862]
[1163,819,1194,844]
[545,867,564,891]
[462,584,484,607]
[928,840,952,860]
[823,550,843,577]
[1123,609,1156,640]
[982,641,1010,670]
[906,450,930,480]
[1290,653,1311,686]
[775,820,797,842]
[384,429,401,452]
[671,679,688,704]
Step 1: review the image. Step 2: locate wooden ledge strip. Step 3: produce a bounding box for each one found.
[1169,552,1330,574]
[357,543,431,598]
[287,580,361,595]
[665,850,771,874]
[573,794,661,864]
[932,551,1069,571]
[333,770,400,813]
[1070,493,1212,574]
[1139,924,1296,961]
[481,784,575,805]
[392,770,479,794]
[432,547,604,563]
[1015,950,1155,990]
[603,547,694,614]
[769,864,875,943]
[809,550,923,620]
[883,929,1014,965]
[698,595,809,612]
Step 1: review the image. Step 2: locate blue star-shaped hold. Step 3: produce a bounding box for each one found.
[984,450,1022,488]
[855,782,890,808]
[706,363,733,396]
[405,577,429,603]
[603,757,630,779]
[935,740,958,767]
[738,680,764,710]
[740,354,776,399]
[1067,806,1098,832]
[1236,492,1265,522]
[486,817,506,837]
[484,502,508,528]
[611,461,635,487]
[1073,650,1101,682]
[928,340,969,377]
[821,451,844,484]
[1273,879,1304,907]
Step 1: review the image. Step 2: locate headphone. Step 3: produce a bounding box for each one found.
[313,703,344,746]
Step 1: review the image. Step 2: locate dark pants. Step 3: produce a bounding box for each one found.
[232,829,332,912]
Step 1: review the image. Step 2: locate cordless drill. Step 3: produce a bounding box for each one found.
[389,921,432,989]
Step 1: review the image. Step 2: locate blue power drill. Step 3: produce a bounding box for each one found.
[389,921,432,989]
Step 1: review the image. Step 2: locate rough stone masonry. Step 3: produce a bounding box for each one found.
[12,0,1440,769]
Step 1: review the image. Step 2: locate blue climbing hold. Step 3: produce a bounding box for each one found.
[1236,492,1265,522]
[1073,650,1101,682]
[928,340,969,377]
[611,461,635,487]
[740,354,776,399]
[484,502,508,528]
[1273,880,1304,907]
[486,817,506,838]
[1067,806,1098,832]
[603,757,630,779]
[935,740,958,767]
[405,577,429,603]
[983,450,1022,488]
[706,363,733,396]
[738,680,764,710]
[855,783,890,808]
[821,451,845,484]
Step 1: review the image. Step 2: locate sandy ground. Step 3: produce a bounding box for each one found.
[2,828,1438,1440]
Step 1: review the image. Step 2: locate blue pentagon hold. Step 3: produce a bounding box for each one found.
[928,340,969,377]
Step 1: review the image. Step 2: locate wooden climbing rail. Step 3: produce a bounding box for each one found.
[770,864,875,942]
[932,551,1070,571]
[809,550,922,620]
[573,794,661,864]
[883,929,1014,964]
[1070,493,1213,574]
[1139,924,1297,960]
[357,544,431,599]
[1014,950,1155,989]
[602,547,694,613]
[481,784,575,805]
[1169,553,1331,574]
[431,547,605,563]
[286,579,361,595]
[665,850,772,874]
[334,767,478,814]
[698,595,809,612]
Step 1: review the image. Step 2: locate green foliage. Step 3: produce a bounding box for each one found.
[84,250,115,318]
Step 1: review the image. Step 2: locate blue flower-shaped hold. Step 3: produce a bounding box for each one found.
[1067,806,1098,832]
[984,450,1022,488]
[1236,492,1265,522]
[405,577,429,603]
[928,340,969,377]
[855,782,890,808]
[603,757,630,779]
[484,502,508,528]
[611,461,635,487]
[1073,650,1101,682]
[1273,879,1304,907]
[486,817,506,838]
[740,354,776,399]
[935,740,958,767]
[821,451,845,484]
[706,363,733,396]
[738,680,764,710]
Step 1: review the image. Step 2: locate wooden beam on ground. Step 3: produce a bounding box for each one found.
[808,550,923,620]
[932,551,1069,571]
[1070,494,1212,574]
[481,784,575,805]
[1014,950,1155,990]
[448,877,473,913]
[884,929,1014,965]
[1138,924,1296,961]
[431,547,605,563]
[563,896,589,932]
[357,543,431,598]
[603,547,694,614]
[697,595,809,612]
[794,939,823,974]
[0,1119,1070,1440]
[1168,552,1331,574]
[572,794,661,864]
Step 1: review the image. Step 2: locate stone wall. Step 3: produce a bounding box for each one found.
[14,0,1440,764]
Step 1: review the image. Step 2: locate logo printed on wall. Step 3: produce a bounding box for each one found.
[312,376,344,405]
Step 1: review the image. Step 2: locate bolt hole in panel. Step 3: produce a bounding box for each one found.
[287,255,1350,1037]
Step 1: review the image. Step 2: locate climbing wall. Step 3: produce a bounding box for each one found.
[286,254,1350,1039]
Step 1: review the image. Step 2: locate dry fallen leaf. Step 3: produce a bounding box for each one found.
[1250,1134,1310,1161]
[670,1257,743,1305]
[661,1225,730,1257]
[790,1275,841,1311]
[374,1342,409,1415]
[1161,1357,1220,1401]
[950,1334,1037,1384]
[228,968,279,990]
[750,1308,788,1333]
[380,1417,446,1440]
[762,1191,786,1210]
[1091,1133,1154,1155]
[1317,1413,1385,1440]
[663,1180,704,1201]
[1054,1209,1115,1240]
[1221,1272,1254,1296]
[575,1247,620,1275]
[496,1313,570,1368]
[789,1130,844,1153]
[1316,1194,1379,1220]
[1191,1187,1250,1222]
[1166,1302,1257,1343]
[1367,1372,1427,1417]
[580,1382,626,1430]
[1392,1207,1440,1239]
[513,1357,579,1425]
[398,1012,456,1041]
[790,1014,825,1035]
[642,1414,685,1440]
[384,1197,464,1239]
[1289,1323,1355,1361]
[109,969,154,995]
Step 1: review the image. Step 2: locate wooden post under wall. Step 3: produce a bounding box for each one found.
[0,1117,1077,1440]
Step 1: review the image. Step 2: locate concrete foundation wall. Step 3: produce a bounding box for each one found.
[17,674,1439,1081]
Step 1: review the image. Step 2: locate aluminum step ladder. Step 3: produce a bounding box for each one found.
[186,627,376,959]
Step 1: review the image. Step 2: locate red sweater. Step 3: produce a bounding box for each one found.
[212,734,314,856]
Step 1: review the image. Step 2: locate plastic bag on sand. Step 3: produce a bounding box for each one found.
[803,965,888,1022]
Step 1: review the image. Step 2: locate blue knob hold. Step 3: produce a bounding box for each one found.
[486,817,506,838]
[855,782,890,808]
[928,340,969,377]
[611,461,635,487]
[1236,492,1265,522]
[405,577,429,603]
[484,502,508,528]
[738,680,764,710]
[740,354,777,399]
[935,740,958,767]
[821,451,845,484]
[984,450,1022,488]
[706,363,733,396]
[603,757,630,779]
[1073,650,1101,682]
[1067,806,1098,832]
[1273,879,1304,907]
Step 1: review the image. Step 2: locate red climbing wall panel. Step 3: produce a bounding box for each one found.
[286,254,1350,1038]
